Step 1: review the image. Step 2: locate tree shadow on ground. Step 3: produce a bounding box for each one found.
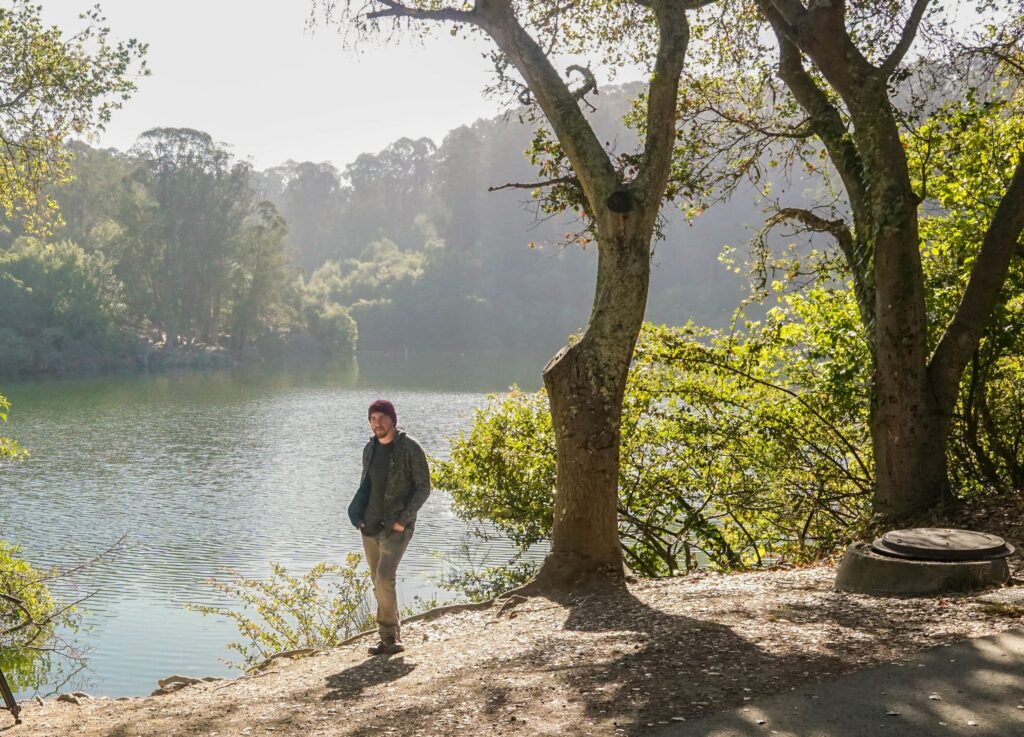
[546,586,847,731]
[323,655,416,702]
[650,627,1024,737]
[79,582,1015,737]
[308,586,874,735]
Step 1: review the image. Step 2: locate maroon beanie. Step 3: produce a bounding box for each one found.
[368,399,397,425]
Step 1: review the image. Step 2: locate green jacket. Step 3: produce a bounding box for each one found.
[347,429,431,530]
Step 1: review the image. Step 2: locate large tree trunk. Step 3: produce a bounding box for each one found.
[462,0,690,594]
[534,217,653,591]
[870,376,953,518]
[759,0,1024,522]
[863,132,954,518]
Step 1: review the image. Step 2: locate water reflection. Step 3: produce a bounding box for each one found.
[0,351,547,696]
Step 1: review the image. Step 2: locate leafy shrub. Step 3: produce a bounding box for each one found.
[436,313,874,577]
[305,301,358,356]
[0,393,26,465]
[0,541,78,691]
[188,556,374,670]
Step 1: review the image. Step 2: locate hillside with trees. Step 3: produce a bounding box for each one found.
[0,84,763,376]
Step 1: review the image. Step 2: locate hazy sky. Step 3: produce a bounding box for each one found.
[44,1,511,170]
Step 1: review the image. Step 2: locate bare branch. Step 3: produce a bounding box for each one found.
[2,589,97,638]
[697,93,817,140]
[364,0,475,23]
[878,0,931,79]
[488,175,578,192]
[767,207,851,246]
[475,0,618,210]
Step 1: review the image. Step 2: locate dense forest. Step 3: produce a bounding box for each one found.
[0,84,774,377]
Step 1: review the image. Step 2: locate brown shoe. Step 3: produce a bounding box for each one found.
[385,638,405,654]
[368,636,405,656]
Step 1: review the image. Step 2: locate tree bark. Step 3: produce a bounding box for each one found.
[870,375,953,517]
[537,218,653,589]
[472,0,688,592]
[851,95,953,517]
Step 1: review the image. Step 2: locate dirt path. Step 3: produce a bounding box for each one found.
[10,563,1023,737]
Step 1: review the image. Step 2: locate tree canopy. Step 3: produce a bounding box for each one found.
[0,1,146,232]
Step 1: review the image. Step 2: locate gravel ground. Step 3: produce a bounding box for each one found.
[10,556,1022,737]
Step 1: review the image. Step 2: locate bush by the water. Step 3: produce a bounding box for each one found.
[188,557,375,671]
[436,309,874,579]
[0,541,80,691]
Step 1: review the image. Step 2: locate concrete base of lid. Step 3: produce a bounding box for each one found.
[835,542,1011,596]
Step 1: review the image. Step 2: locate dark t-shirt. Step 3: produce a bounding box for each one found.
[363,440,393,533]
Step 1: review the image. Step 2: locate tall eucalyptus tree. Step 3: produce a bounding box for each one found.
[123,128,254,347]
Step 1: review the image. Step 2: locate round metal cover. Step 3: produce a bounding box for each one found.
[871,528,1015,561]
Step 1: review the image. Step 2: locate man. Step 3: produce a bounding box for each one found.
[347,399,431,655]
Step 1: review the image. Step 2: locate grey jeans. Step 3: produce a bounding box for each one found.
[361,526,413,640]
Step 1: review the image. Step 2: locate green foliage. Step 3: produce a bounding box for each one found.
[435,389,555,551]
[304,301,359,357]
[188,556,374,671]
[306,238,427,308]
[0,393,26,461]
[437,315,873,577]
[0,541,78,691]
[115,127,256,346]
[302,227,497,350]
[0,1,146,232]
[228,202,294,354]
[438,559,539,603]
[907,85,1024,493]
[1,84,749,370]
[0,239,128,374]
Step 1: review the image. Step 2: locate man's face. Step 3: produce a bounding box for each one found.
[369,411,395,442]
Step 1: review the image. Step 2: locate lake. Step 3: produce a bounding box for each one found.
[0,351,548,697]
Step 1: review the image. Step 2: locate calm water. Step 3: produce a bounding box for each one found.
[0,351,547,697]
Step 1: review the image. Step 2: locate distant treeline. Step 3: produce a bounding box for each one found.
[0,85,765,376]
